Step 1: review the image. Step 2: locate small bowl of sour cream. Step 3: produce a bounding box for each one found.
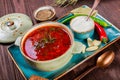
[70,16,95,39]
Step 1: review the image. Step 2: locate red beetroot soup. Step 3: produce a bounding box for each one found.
[22,26,71,61]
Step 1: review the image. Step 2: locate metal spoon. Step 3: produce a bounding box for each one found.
[74,50,115,80]
[86,0,101,20]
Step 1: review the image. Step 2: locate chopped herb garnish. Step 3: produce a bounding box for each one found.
[50,38,56,43]
[34,34,56,50]
[42,37,49,43]
[50,27,55,31]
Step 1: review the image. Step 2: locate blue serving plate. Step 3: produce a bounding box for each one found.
[8,5,120,80]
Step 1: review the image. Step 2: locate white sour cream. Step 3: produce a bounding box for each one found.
[70,16,94,33]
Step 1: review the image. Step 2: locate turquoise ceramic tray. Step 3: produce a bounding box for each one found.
[8,5,120,80]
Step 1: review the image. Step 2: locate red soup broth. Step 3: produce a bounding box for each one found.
[22,25,72,61]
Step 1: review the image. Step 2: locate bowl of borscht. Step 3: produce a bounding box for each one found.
[19,22,75,71]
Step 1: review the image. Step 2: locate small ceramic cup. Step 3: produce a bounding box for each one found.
[15,22,75,71]
[70,16,95,39]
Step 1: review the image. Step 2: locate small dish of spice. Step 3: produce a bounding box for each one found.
[34,6,56,21]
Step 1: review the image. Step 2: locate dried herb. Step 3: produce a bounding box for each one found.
[54,0,78,7]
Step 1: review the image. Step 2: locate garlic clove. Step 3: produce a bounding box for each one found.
[86,46,98,51]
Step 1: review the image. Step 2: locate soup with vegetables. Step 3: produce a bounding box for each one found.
[22,25,71,61]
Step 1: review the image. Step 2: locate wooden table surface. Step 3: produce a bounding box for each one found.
[0,0,120,80]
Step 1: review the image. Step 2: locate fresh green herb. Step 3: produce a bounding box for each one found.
[34,34,56,50]
[50,38,56,43]
[34,39,47,50]
[42,37,49,43]
[48,35,56,43]
[50,27,55,31]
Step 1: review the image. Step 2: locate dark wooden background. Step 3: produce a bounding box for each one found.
[0,0,120,80]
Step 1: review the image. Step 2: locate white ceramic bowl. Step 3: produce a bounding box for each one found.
[19,22,74,71]
[70,16,95,39]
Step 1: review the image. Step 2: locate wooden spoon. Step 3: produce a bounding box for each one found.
[86,0,101,20]
[74,50,115,80]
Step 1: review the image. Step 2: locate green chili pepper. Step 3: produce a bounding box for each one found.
[57,13,73,22]
[61,14,87,24]
[91,16,111,28]
[61,15,76,24]
[59,14,111,28]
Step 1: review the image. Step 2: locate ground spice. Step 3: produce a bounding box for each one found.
[36,9,54,21]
